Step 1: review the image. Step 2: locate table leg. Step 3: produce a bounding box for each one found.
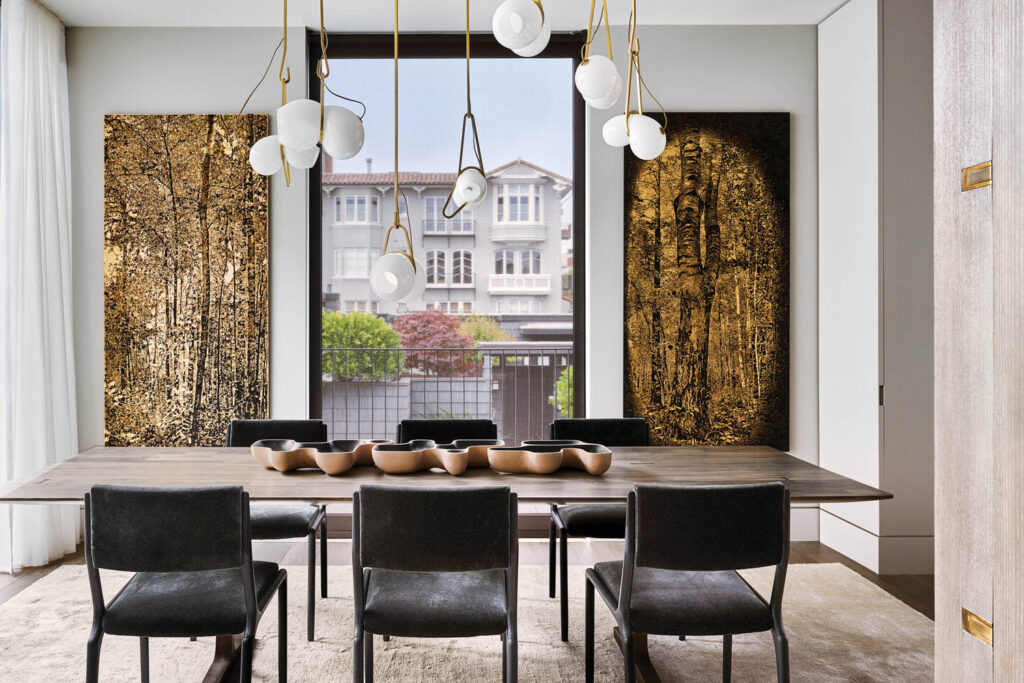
[202,634,241,683]
[613,628,661,683]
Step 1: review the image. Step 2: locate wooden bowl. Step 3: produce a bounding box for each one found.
[312,440,364,476]
[486,442,613,476]
[435,439,506,468]
[371,440,438,474]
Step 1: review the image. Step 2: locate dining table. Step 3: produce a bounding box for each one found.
[0,444,891,683]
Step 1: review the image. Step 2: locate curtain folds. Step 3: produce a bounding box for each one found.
[0,0,80,572]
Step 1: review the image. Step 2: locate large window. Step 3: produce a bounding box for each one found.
[452,250,473,285]
[312,33,585,437]
[426,249,447,285]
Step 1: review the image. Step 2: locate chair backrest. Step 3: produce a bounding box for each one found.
[396,419,497,444]
[354,485,513,572]
[632,483,789,571]
[86,485,247,573]
[226,419,327,446]
[550,418,651,447]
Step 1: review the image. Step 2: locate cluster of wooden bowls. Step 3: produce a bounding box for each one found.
[250,438,613,476]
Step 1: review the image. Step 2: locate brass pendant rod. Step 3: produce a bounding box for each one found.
[278,0,291,186]
[581,0,611,64]
[442,0,486,219]
[393,0,400,222]
[317,0,329,144]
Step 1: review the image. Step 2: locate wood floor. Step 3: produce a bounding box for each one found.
[0,540,933,619]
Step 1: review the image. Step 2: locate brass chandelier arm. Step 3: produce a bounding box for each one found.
[383,0,417,271]
[278,0,291,187]
[581,0,611,64]
[623,0,667,136]
[318,0,328,144]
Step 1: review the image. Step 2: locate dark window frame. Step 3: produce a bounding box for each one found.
[308,30,587,418]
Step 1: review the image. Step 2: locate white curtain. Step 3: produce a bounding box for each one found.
[0,0,80,572]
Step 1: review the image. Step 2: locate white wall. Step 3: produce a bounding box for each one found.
[818,0,934,574]
[66,28,310,449]
[585,25,819,464]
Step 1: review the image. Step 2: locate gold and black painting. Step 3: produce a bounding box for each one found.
[624,113,789,448]
[104,114,270,446]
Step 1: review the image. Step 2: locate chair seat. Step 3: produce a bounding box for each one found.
[104,562,283,637]
[554,504,626,538]
[591,561,772,636]
[250,504,322,539]
[363,568,508,637]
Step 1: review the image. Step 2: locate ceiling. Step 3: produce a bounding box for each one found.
[44,0,851,30]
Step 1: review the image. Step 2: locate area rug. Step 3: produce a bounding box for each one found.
[0,563,932,681]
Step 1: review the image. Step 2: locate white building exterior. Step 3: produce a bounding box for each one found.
[321,158,572,337]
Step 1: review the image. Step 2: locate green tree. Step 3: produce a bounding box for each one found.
[459,315,512,343]
[321,310,402,380]
[550,366,574,416]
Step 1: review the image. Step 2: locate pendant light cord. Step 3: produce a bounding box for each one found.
[624,0,667,135]
[582,0,611,63]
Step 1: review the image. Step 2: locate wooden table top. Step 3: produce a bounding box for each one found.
[0,446,891,504]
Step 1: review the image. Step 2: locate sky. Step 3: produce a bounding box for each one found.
[324,57,574,178]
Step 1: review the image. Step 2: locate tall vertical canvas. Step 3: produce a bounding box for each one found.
[624,113,789,448]
[104,114,270,446]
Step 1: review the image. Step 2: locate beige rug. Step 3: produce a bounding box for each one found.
[0,563,932,682]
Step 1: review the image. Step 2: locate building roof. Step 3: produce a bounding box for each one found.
[322,159,571,187]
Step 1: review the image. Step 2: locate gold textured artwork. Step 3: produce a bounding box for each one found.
[624,113,789,449]
[104,114,270,446]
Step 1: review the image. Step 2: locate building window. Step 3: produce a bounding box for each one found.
[507,184,536,222]
[333,248,344,277]
[343,247,369,277]
[521,249,541,275]
[346,300,379,314]
[425,196,474,233]
[452,250,473,285]
[426,301,473,314]
[341,195,378,223]
[426,249,447,285]
[496,299,535,315]
[495,249,515,275]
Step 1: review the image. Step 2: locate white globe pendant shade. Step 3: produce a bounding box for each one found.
[249,135,284,176]
[370,251,418,301]
[277,98,322,151]
[452,168,487,206]
[574,55,619,101]
[322,106,365,160]
[399,257,427,303]
[628,114,667,160]
[586,71,623,110]
[512,20,550,57]
[601,114,631,148]
[284,144,320,170]
[492,0,544,50]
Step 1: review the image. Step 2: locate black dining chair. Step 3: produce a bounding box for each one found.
[227,418,327,641]
[84,485,287,683]
[548,417,650,641]
[395,418,497,444]
[585,483,791,683]
[352,485,518,682]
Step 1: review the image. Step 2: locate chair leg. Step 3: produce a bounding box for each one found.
[86,628,103,683]
[307,530,316,642]
[320,517,328,598]
[383,634,390,641]
[722,634,732,683]
[353,630,364,683]
[139,637,149,683]
[548,515,557,599]
[585,579,595,683]
[506,621,518,683]
[364,632,374,683]
[559,528,569,641]
[622,631,636,683]
[502,633,507,683]
[240,635,255,683]
[772,625,790,683]
[279,575,288,683]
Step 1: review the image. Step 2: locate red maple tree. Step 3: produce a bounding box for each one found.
[392,310,481,376]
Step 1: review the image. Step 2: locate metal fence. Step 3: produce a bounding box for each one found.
[321,342,573,445]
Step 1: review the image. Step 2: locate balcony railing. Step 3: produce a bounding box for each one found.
[423,218,475,235]
[488,274,552,294]
[320,343,573,445]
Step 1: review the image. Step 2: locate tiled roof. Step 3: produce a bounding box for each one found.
[322,171,458,186]
[322,159,571,187]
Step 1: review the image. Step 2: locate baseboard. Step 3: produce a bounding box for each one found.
[820,508,934,574]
